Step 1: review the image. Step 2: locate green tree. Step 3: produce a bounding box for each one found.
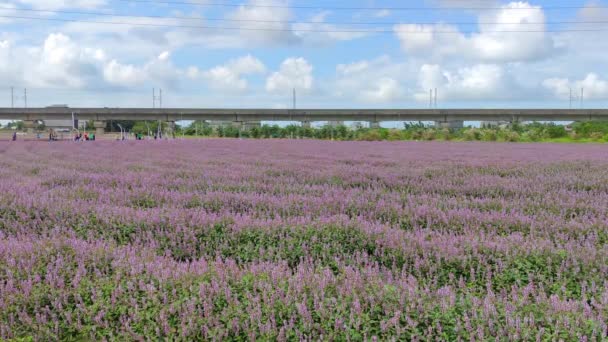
[107,120,135,132]
[544,124,567,138]
[572,121,608,137]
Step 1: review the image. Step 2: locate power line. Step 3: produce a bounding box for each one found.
[2,14,608,33]
[114,0,608,12]
[1,6,607,26]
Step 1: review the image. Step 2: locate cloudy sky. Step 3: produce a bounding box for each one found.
[0,0,608,109]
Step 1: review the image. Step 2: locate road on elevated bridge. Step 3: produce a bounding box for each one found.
[1,108,608,122]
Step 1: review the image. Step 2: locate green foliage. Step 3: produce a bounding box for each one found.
[572,121,608,136]
[481,129,498,141]
[106,120,135,132]
[14,121,24,130]
[130,121,170,136]
[497,130,520,142]
[359,130,381,141]
[544,123,567,138]
[463,128,481,141]
[54,119,608,143]
[183,121,213,136]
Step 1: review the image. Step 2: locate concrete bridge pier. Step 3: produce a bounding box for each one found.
[435,121,464,129]
[167,121,176,138]
[369,121,381,129]
[301,121,312,129]
[23,120,36,134]
[231,121,243,130]
[93,121,106,136]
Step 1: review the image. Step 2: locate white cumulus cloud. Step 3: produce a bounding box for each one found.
[103,60,147,87]
[194,55,266,92]
[26,33,104,88]
[415,63,518,101]
[394,1,557,63]
[543,73,608,100]
[361,78,404,103]
[332,56,418,103]
[266,57,313,92]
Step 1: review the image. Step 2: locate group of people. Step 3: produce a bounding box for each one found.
[48,129,58,141]
[74,132,96,141]
[9,130,169,142]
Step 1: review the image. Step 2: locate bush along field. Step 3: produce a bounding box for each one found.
[157,120,608,143]
[0,140,607,340]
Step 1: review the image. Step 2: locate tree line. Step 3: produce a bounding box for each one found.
[171,121,608,142]
[3,120,608,142]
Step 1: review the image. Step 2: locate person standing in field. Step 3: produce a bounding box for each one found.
[12,132,16,141]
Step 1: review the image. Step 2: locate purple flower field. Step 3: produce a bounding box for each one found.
[0,139,607,340]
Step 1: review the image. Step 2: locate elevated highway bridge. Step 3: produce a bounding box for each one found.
[2,107,607,135]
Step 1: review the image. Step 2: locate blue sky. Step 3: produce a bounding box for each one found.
[0,0,607,111]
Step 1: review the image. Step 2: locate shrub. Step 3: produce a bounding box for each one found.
[523,130,542,142]
[421,129,437,141]
[481,129,498,141]
[544,124,567,139]
[572,121,608,136]
[504,131,520,142]
[439,128,451,140]
[463,128,481,141]
[358,130,382,141]
[590,132,604,141]
[387,130,403,141]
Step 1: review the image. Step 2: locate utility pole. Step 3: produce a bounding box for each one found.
[9,88,29,108]
[429,89,438,109]
[293,88,296,109]
[569,88,572,109]
[580,87,584,109]
[153,88,163,108]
